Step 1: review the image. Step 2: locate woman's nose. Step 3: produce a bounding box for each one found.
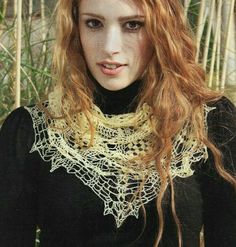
[103,27,122,56]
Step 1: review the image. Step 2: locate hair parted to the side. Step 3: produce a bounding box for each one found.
[50,0,236,246]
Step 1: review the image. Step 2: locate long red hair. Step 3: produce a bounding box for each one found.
[48,0,236,246]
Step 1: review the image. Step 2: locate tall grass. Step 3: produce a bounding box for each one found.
[0,0,55,123]
[187,0,236,105]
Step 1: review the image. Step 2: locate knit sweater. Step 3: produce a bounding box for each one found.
[0,81,236,247]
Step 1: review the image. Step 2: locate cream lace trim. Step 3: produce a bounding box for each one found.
[25,90,214,228]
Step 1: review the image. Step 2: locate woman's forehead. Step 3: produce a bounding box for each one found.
[79,0,144,17]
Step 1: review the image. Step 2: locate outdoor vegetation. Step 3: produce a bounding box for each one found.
[0,0,55,124]
[0,0,236,245]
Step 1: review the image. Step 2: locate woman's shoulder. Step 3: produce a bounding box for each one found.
[206,96,236,147]
[1,105,35,132]
[207,96,236,116]
[0,105,38,165]
[0,103,47,147]
[2,102,49,127]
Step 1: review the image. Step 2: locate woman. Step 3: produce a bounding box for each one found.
[0,0,236,246]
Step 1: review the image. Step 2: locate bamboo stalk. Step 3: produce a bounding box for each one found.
[215,10,222,90]
[184,0,191,16]
[196,0,206,61]
[202,0,216,69]
[15,0,22,108]
[208,0,222,88]
[14,0,17,18]
[2,0,8,19]
[28,0,33,24]
[41,0,46,53]
[221,0,236,89]
[13,0,17,39]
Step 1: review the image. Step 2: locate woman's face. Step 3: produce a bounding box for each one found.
[79,0,153,91]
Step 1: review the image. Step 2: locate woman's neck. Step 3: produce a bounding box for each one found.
[93,79,142,115]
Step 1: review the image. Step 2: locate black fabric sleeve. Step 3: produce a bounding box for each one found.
[0,107,37,247]
[202,97,236,247]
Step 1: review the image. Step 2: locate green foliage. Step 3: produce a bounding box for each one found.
[0,12,55,123]
[0,5,3,24]
[187,0,200,31]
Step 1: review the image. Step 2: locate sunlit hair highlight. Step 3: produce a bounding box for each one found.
[50,0,236,246]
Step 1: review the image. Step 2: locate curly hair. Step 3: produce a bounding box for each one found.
[49,0,236,246]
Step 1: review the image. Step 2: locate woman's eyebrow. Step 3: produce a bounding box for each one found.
[81,13,145,21]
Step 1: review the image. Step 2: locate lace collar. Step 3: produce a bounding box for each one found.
[25,89,214,228]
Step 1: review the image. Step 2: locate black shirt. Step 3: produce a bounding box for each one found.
[0,83,236,247]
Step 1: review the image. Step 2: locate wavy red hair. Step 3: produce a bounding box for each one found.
[47,0,236,246]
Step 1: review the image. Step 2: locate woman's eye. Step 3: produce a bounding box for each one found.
[124,21,144,31]
[85,19,102,29]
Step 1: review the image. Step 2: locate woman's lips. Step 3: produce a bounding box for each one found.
[99,64,126,76]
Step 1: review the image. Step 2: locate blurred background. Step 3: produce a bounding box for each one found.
[0,0,236,125]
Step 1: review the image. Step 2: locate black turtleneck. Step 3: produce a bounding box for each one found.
[92,78,143,115]
[0,85,236,246]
